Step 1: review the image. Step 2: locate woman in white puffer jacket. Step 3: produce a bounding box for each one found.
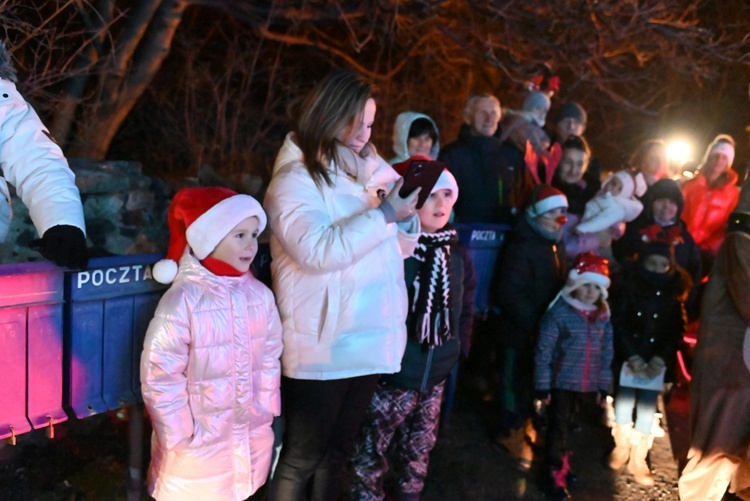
[265,70,421,501]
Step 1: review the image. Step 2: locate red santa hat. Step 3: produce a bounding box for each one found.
[392,155,431,176]
[526,184,568,218]
[562,252,611,300]
[153,187,267,284]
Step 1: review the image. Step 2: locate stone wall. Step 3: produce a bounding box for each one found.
[0,159,175,264]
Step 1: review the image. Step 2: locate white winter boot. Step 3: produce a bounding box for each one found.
[628,429,655,486]
[608,423,632,470]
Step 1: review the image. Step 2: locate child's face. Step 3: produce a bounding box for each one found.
[651,198,678,222]
[531,106,549,125]
[572,282,602,305]
[535,207,566,234]
[209,216,260,273]
[407,132,434,158]
[417,189,454,233]
[604,176,623,196]
[643,254,670,274]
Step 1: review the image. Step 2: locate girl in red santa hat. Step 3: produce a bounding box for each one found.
[534,252,614,500]
[140,187,282,501]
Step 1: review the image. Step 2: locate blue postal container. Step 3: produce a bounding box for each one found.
[455,223,511,314]
[65,254,168,418]
[0,261,66,441]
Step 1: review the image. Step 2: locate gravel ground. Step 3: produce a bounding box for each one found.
[0,386,683,501]
[422,390,680,501]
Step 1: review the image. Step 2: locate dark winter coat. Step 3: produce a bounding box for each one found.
[534,299,613,393]
[610,262,691,370]
[439,124,531,225]
[492,217,567,350]
[382,244,476,392]
[552,175,599,218]
[611,195,702,319]
[688,219,750,461]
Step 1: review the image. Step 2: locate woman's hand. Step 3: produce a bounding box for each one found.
[382,177,421,222]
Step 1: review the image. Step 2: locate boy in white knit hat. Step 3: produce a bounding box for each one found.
[141,186,282,501]
[351,168,476,501]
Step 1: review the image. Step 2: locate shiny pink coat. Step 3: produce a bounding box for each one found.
[140,253,282,501]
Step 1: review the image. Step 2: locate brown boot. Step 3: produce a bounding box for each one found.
[627,429,655,486]
[524,417,544,446]
[607,423,632,470]
[494,427,533,471]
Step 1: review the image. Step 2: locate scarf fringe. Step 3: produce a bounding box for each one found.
[412,228,456,346]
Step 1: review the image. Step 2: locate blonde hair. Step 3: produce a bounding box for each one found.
[296,70,372,187]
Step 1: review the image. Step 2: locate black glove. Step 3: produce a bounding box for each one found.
[33,224,88,270]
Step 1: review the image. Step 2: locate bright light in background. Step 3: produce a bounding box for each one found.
[666,139,693,166]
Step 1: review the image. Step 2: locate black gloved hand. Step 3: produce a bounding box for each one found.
[32,224,88,270]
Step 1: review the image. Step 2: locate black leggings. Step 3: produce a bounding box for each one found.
[271,374,379,501]
[546,389,598,468]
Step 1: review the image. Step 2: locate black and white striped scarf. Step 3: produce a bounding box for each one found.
[412,227,457,346]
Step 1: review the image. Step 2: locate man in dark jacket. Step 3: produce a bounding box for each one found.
[439,94,531,226]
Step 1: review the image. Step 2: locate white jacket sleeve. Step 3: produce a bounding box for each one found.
[265,168,395,274]
[260,290,283,416]
[0,79,85,237]
[140,288,194,451]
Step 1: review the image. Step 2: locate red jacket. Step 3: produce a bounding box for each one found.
[681,169,740,255]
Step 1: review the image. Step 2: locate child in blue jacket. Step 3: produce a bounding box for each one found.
[535,252,613,500]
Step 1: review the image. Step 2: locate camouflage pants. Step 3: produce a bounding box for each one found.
[350,380,445,501]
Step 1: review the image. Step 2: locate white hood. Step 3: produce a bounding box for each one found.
[389,111,440,164]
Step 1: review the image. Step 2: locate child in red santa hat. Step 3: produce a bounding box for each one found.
[141,187,282,501]
[534,252,614,500]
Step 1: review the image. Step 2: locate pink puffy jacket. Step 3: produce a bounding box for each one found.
[140,252,283,501]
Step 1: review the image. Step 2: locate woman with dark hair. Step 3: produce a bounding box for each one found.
[552,135,613,263]
[264,70,421,500]
[390,112,440,163]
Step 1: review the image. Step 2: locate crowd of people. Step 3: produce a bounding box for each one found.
[137,70,750,501]
[2,53,748,500]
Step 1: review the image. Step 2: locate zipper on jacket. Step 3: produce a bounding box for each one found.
[582,316,592,393]
[421,346,435,393]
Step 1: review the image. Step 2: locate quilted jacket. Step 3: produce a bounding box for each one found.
[140,253,282,501]
[264,133,420,380]
[682,169,740,254]
[0,78,85,242]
